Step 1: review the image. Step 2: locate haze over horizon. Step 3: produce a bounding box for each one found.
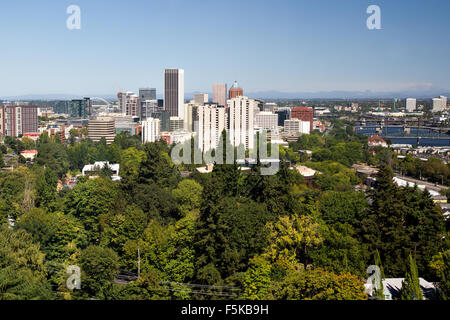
[1,0,449,97]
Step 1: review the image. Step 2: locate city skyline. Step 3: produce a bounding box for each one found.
[1,0,450,97]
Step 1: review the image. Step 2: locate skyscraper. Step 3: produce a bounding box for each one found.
[228,81,243,99]
[227,96,255,150]
[212,84,227,106]
[164,69,185,118]
[432,98,444,112]
[406,98,416,112]
[195,104,227,152]
[440,96,448,110]
[0,105,38,137]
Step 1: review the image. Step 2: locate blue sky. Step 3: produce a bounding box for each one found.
[0,0,449,96]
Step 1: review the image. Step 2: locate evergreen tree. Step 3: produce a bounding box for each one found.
[400,253,422,300]
[374,249,385,299]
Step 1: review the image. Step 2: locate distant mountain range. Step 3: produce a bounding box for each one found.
[2,90,449,101]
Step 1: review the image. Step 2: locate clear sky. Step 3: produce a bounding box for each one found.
[1,0,449,96]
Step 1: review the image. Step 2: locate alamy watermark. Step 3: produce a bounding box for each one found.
[170,130,280,176]
[366,5,381,30]
[66,5,81,30]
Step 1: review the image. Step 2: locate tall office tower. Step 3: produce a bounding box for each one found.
[440,96,448,109]
[406,98,417,112]
[432,98,444,112]
[291,106,314,132]
[227,96,255,150]
[255,111,278,131]
[0,105,38,137]
[195,104,227,152]
[164,69,185,118]
[151,111,171,132]
[228,81,243,99]
[70,98,91,119]
[275,108,291,126]
[141,117,161,143]
[88,117,116,144]
[212,84,227,106]
[194,94,209,105]
[118,92,140,117]
[141,100,158,120]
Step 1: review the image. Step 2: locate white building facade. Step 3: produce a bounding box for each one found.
[141,117,161,143]
[255,111,278,131]
[227,96,255,150]
[284,119,310,134]
[195,104,227,152]
[406,98,416,112]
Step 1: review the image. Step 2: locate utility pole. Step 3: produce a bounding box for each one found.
[137,248,141,279]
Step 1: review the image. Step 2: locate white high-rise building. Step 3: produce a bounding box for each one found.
[406,98,416,112]
[433,98,445,112]
[195,104,227,152]
[255,111,278,131]
[164,69,185,119]
[440,96,448,110]
[142,117,160,143]
[118,91,140,117]
[284,119,310,134]
[227,96,255,150]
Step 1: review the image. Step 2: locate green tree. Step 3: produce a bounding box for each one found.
[267,268,367,300]
[242,255,271,300]
[400,253,423,300]
[0,225,53,300]
[78,245,120,299]
[172,179,203,216]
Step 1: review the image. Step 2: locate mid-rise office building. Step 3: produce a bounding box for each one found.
[164,69,185,118]
[142,117,161,143]
[284,119,310,134]
[263,102,278,112]
[195,104,227,152]
[255,111,278,131]
[151,111,171,132]
[406,98,417,112]
[0,105,38,137]
[227,96,255,150]
[169,116,184,132]
[291,106,314,132]
[212,84,227,106]
[139,88,156,101]
[194,94,209,105]
[141,100,159,120]
[88,116,116,144]
[118,92,140,117]
[69,98,91,119]
[228,81,243,99]
[275,108,291,126]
